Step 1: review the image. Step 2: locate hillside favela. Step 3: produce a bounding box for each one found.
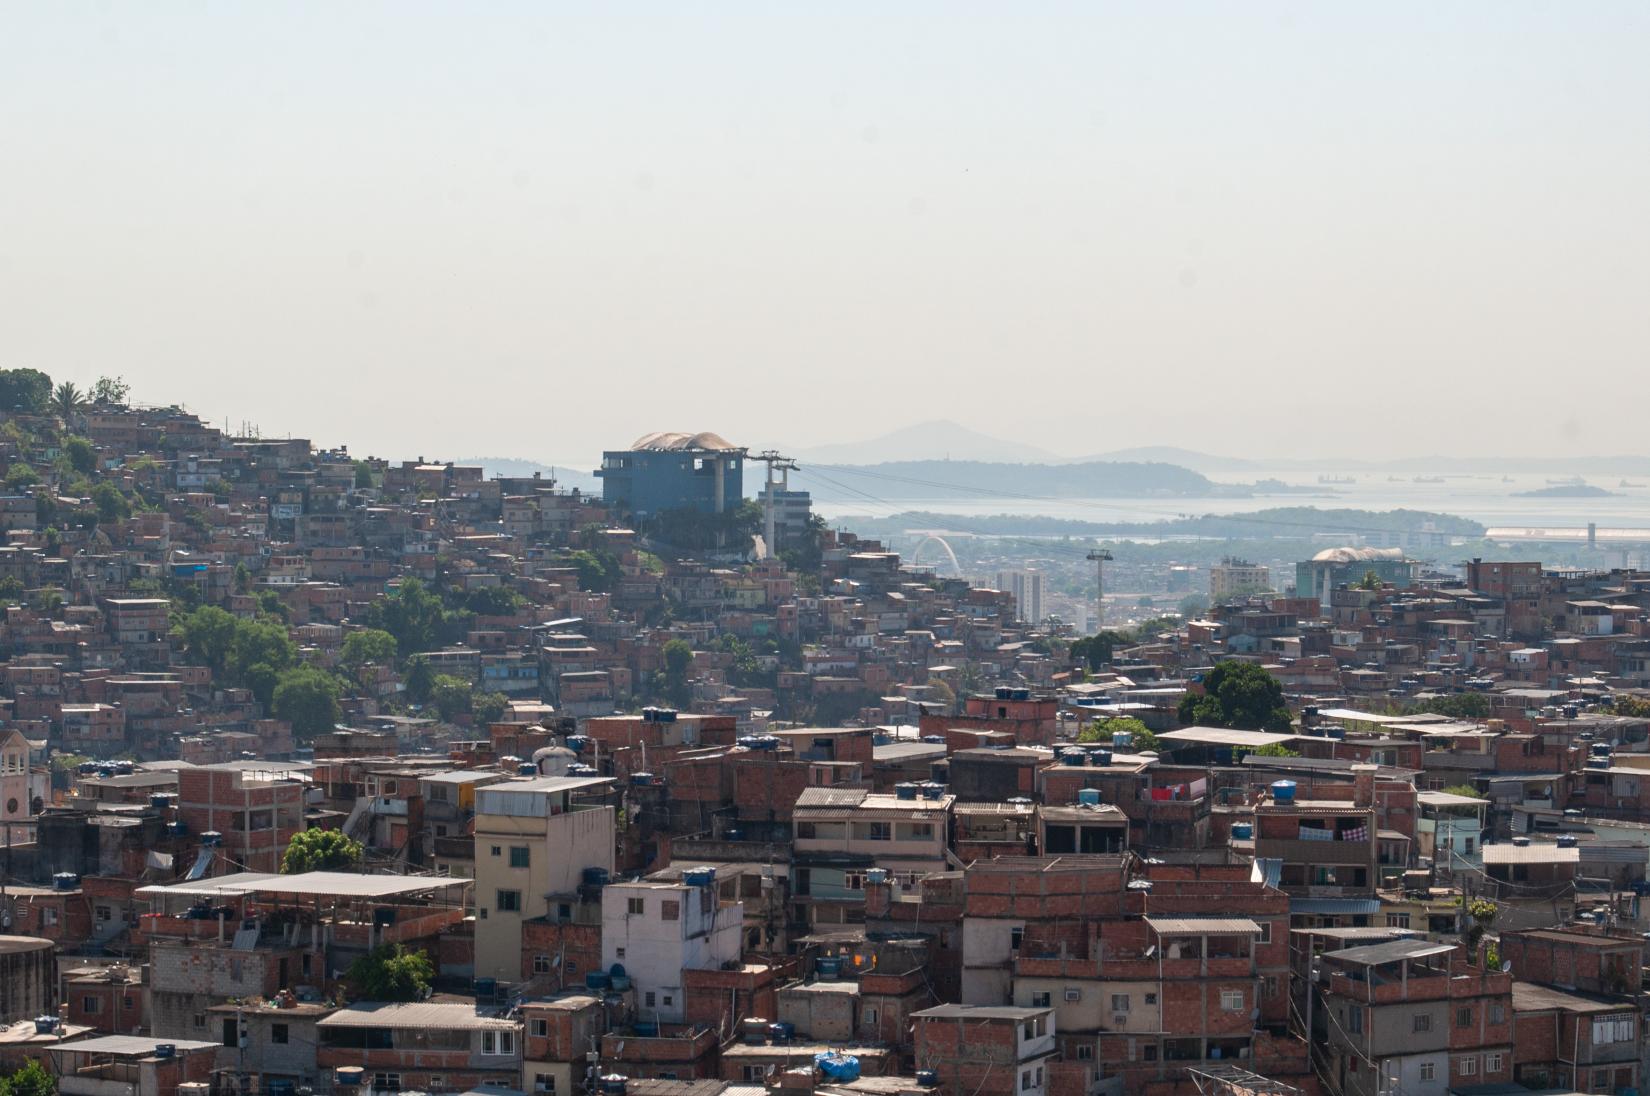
[0,378,1639,1096]
[5,6,1649,1096]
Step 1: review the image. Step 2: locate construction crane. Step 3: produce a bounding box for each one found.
[753,450,799,557]
[1086,547,1113,631]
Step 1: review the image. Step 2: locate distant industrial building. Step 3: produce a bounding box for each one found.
[1295,546,1418,607]
[1210,557,1271,600]
[596,431,746,519]
[996,569,1044,624]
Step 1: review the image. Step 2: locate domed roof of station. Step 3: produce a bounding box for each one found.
[627,431,742,453]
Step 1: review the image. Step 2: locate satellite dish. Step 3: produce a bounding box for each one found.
[1500,961,1512,973]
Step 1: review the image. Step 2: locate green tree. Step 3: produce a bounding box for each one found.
[346,944,433,1001]
[429,674,473,721]
[52,381,86,423]
[272,666,342,738]
[1608,693,1650,718]
[1355,569,1383,591]
[404,656,434,705]
[62,436,96,475]
[281,827,363,873]
[4,463,39,491]
[565,548,623,593]
[90,375,131,407]
[1414,693,1491,720]
[353,461,375,489]
[1251,742,1301,758]
[365,577,448,656]
[0,576,22,604]
[0,1059,57,1096]
[1077,716,1160,751]
[90,482,130,522]
[0,369,53,414]
[340,628,399,670]
[661,639,694,707]
[1441,784,1486,800]
[172,605,240,675]
[465,585,523,616]
[1070,631,1130,672]
[1177,661,1292,732]
[472,689,509,725]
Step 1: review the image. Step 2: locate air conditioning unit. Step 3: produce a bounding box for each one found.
[1064,989,1082,1002]
[1112,1015,1128,1027]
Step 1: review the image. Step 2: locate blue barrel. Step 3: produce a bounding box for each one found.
[1232,823,1254,840]
[1271,780,1297,805]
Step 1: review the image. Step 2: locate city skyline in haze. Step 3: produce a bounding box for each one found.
[3,2,1647,464]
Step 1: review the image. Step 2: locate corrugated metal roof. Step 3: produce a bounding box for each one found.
[137,871,469,899]
[795,787,869,808]
[1321,938,1456,966]
[318,1002,519,1031]
[50,1036,219,1057]
[1158,727,1299,748]
[1144,917,1262,936]
[1482,844,1580,865]
[1288,898,1382,915]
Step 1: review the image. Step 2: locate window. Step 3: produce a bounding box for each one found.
[1256,922,1271,944]
[193,1013,206,1030]
[1414,1014,1431,1033]
[865,1008,878,1026]
[628,898,645,916]
[1143,1046,1157,1062]
[429,785,449,803]
[1593,1071,1611,1091]
[1490,1004,1504,1024]
[1076,1045,1093,1061]
[42,908,58,926]
[95,906,111,922]
[1419,1064,1435,1082]
[1457,1058,1477,1078]
[1346,1006,1363,1035]
[1111,995,1130,1012]
[615,947,625,960]
[661,899,680,921]
[372,1074,401,1091]
[1386,913,1411,928]
[1010,927,1024,951]
[532,1018,548,1037]
[1456,1007,1472,1028]
[1021,1071,1034,1092]
[534,955,554,975]
[482,1030,514,1056]
[1221,991,1244,1011]
[1031,992,1051,1008]
[510,846,531,868]
[908,822,934,839]
[428,1079,444,1093]
[742,1068,769,1082]
[663,995,673,1007]
[868,821,891,841]
[535,1076,556,1094]
[496,890,521,912]
[491,846,502,857]
[1591,1015,1633,1044]
[646,992,656,1008]
[1486,1054,1502,1073]
[123,997,136,1011]
[81,996,98,1014]
[272,1024,289,1044]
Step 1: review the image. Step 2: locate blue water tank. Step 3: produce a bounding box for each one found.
[1232,823,1254,840]
[816,957,842,979]
[1112,731,1134,749]
[916,1072,939,1088]
[1094,750,1113,766]
[474,977,496,997]
[895,783,920,800]
[769,1022,795,1042]
[583,867,610,888]
[585,972,612,990]
[335,1068,365,1089]
[1061,749,1086,767]
[154,1045,175,1060]
[684,866,717,888]
[1077,788,1102,806]
[149,793,170,810]
[1271,780,1297,805]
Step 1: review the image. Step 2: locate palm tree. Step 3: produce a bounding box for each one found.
[51,381,84,423]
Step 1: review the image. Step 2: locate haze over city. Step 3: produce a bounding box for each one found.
[4,2,1649,463]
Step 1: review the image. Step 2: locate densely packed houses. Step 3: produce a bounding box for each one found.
[0,393,1644,1096]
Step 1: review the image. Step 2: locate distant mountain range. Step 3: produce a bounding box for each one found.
[785,419,1064,466]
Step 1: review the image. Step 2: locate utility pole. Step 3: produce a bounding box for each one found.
[1086,548,1113,632]
[752,451,798,558]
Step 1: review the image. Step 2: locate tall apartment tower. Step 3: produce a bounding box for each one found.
[996,569,1044,624]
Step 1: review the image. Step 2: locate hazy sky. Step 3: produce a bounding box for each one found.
[2,3,1647,466]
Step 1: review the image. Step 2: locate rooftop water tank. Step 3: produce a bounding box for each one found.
[1061,749,1086,767]
[1076,788,1102,806]
[154,1045,175,1060]
[895,783,920,801]
[335,1068,366,1089]
[1556,834,1579,848]
[865,868,889,885]
[200,831,222,847]
[52,873,79,891]
[684,866,717,888]
[1095,750,1113,766]
[1112,731,1134,749]
[1231,823,1254,840]
[921,782,944,799]
[1271,781,1297,804]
